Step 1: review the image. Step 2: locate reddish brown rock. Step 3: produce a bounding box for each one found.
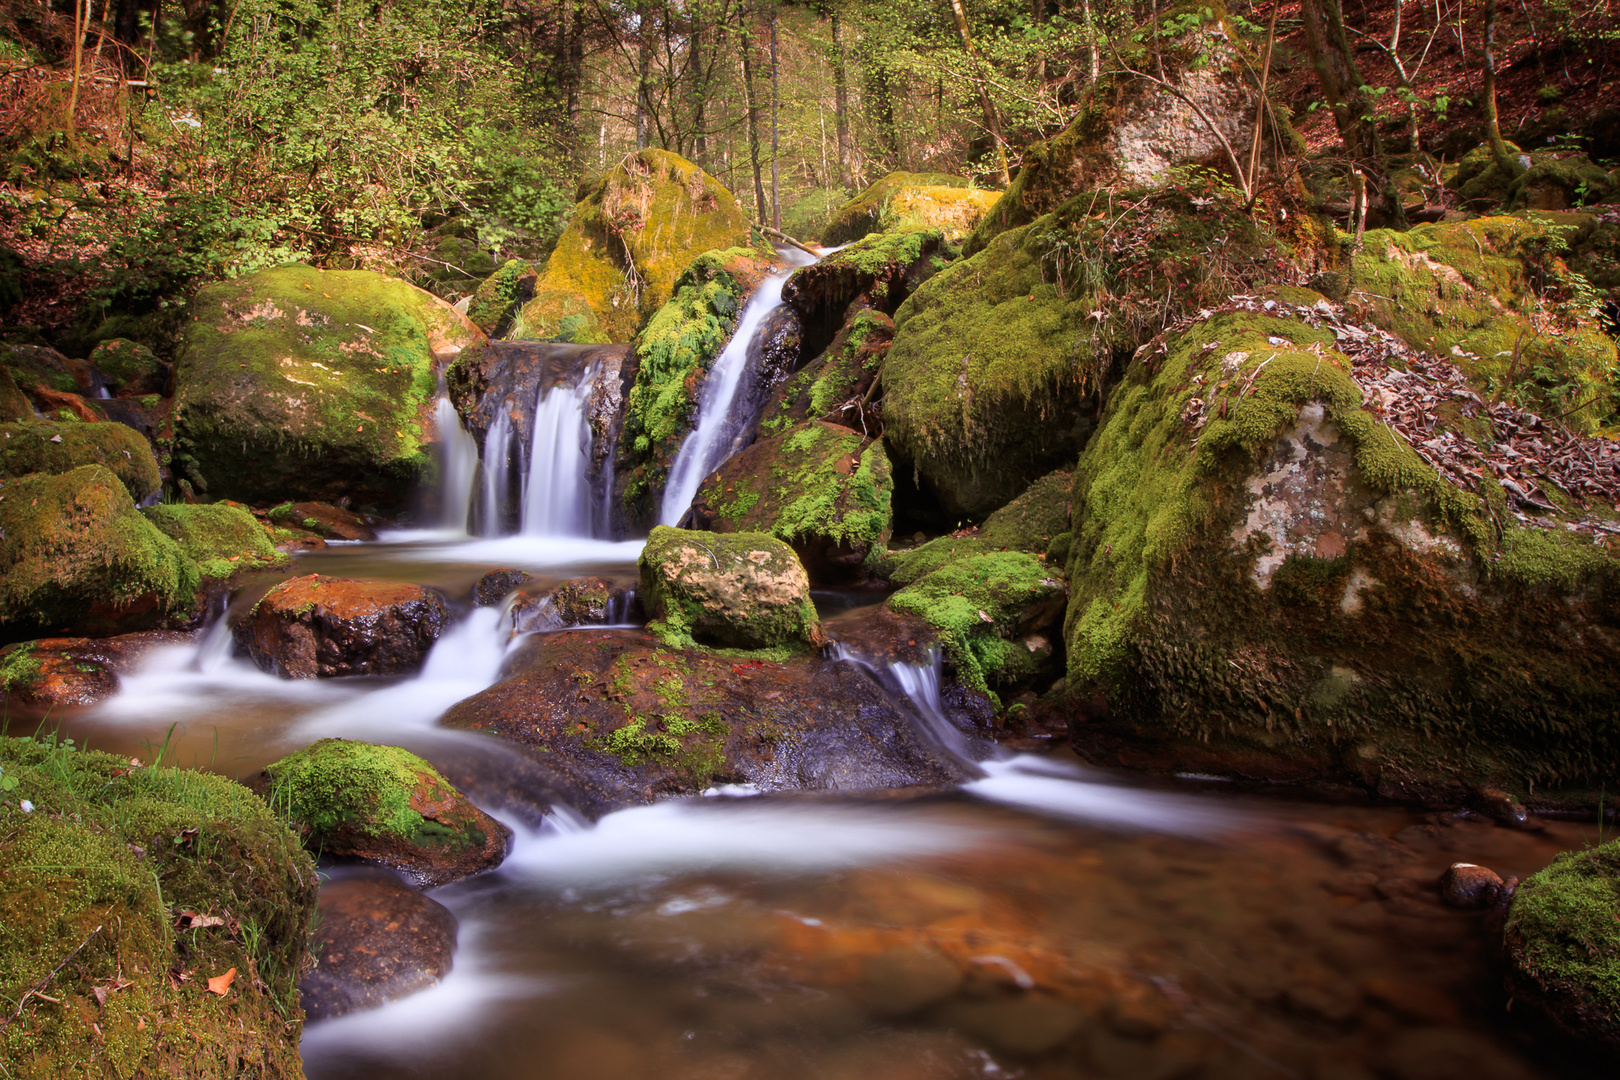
[267,501,379,542]
[510,576,634,632]
[0,631,195,716]
[299,870,458,1020]
[1438,863,1505,909]
[235,574,450,678]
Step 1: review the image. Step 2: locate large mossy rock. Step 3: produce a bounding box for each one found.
[1503,840,1620,1058]
[465,258,537,337]
[692,421,893,581]
[172,264,480,510]
[639,525,822,649]
[0,419,160,502]
[235,574,451,678]
[0,737,316,1078]
[265,739,510,888]
[615,247,775,522]
[510,150,753,344]
[87,337,165,395]
[821,172,1000,247]
[964,1,1274,257]
[143,503,285,580]
[1345,214,1619,431]
[1060,300,1620,791]
[0,465,198,638]
[439,628,971,804]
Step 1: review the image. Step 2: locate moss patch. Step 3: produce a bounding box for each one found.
[88,338,161,389]
[0,736,315,1079]
[821,172,998,246]
[466,258,537,337]
[640,525,820,649]
[979,468,1074,553]
[265,738,473,850]
[0,419,160,502]
[1505,839,1620,1024]
[142,503,285,580]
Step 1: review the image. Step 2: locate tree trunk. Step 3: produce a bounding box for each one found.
[690,5,708,169]
[568,0,585,126]
[68,0,85,136]
[1481,0,1523,177]
[831,5,852,188]
[868,68,900,170]
[1081,0,1099,82]
[740,24,769,224]
[636,0,653,149]
[946,0,1011,185]
[769,2,781,230]
[1299,0,1380,161]
[116,0,140,45]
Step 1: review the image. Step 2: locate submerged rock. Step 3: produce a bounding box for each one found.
[171,264,480,511]
[692,420,893,582]
[0,631,195,716]
[0,737,315,1077]
[639,526,822,649]
[1503,840,1620,1059]
[439,628,971,804]
[300,869,459,1021]
[821,172,1000,247]
[510,150,754,343]
[0,465,198,638]
[0,419,160,503]
[265,738,511,888]
[235,574,450,678]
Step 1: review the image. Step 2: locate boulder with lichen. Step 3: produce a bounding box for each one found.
[821,172,1000,247]
[639,525,822,650]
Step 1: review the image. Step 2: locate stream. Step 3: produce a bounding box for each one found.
[32,252,1607,1079]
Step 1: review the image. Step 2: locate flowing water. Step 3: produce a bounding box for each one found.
[25,256,1607,1080]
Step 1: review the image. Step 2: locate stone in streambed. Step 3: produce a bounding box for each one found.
[0,630,195,716]
[265,501,379,542]
[265,738,510,887]
[300,869,458,1021]
[1438,863,1506,909]
[235,574,450,678]
[473,568,532,606]
[511,576,633,633]
[639,526,822,650]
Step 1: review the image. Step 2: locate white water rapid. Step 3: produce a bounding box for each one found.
[435,394,480,532]
[658,247,818,526]
[520,367,599,537]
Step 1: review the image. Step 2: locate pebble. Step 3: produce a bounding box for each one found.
[1437,863,1504,909]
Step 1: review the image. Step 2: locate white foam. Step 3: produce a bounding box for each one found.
[964,755,1242,836]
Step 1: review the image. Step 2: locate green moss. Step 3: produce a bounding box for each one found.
[0,465,199,630]
[466,258,536,336]
[0,365,30,421]
[142,503,284,579]
[0,642,39,692]
[0,420,160,502]
[822,172,999,246]
[265,738,477,850]
[759,308,893,439]
[1506,840,1620,1017]
[87,338,161,388]
[0,736,315,1078]
[979,468,1073,553]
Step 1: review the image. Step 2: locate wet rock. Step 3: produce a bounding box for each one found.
[0,418,161,502]
[171,264,480,511]
[266,501,379,542]
[757,308,892,441]
[88,337,166,396]
[936,995,1086,1057]
[639,526,823,650]
[300,869,458,1020]
[0,631,195,715]
[439,628,970,806]
[691,421,892,583]
[265,738,511,887]
[850,945,963,1017]
[473,568,532,606]
[1438,863,1505,909]
[1377,1026,1538,1080]
[235,574,450,678]
[511,576,631,633]
[1469,787,1531,828]
[783,230,949,333]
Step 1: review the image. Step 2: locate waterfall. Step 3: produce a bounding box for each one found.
[436,395,480,532]
[827,642,988,770]
[659,248,818,527]
[478,409,514,536]
[519,366,598,537]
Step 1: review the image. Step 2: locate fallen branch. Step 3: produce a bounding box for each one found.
[0,925,102,1035]
[758,225,817,257]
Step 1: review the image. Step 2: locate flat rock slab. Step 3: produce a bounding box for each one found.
[300,869,458,1022]
[235,574,450,678]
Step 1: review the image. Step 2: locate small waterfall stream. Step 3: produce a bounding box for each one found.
[435,395,480,533]
[519,367,599,537]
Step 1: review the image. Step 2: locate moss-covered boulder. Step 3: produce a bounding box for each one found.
[821,172,1000,247]
[235,575,451,678]
[265,500,379,542]
[142,503,285,580]
[1503,840,1620,1057]
[88,337,164,394]
[1345,215,1620,431]
[172,264,481,510]
[760,308,892,439]
[264,739,510,888]
[0,419,160,502]
[440,627,970,804]
[692,421,892,581]
[0,343,89,401]
[0,466,198,638]
[0,365,31,420]
[1452,142,1619,212]
[782,230,949,335]
[0,737,316,1078]
[615,247,775,523]
[979,467,1073,556]
[510,150,754,343]
[639,525,822,649]
[466,258,537,336]
[0,631,195,717]
[1060,300,1620,792]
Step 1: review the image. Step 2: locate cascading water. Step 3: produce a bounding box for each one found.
[477,408,514,536]
[519,366,599,537]
[659,247,818,526]
[435,395,480,532]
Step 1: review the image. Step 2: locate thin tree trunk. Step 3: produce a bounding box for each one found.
[636,0,653,149]
[740,24,768,223]
[769,2,780,230]
[68,0,85,136]
[1299,0,1380,161]
[831,5,852,188]
[690,4,708,169]
[946,0,1011,185]
[1481,0,1522,176]
[1081,0,1099,82]
[568,0,585,127]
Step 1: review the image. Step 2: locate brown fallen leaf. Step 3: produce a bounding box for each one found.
[206,968,236,996]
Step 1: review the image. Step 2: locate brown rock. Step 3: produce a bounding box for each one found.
[268,501,379,542]
[235,574,450,678]
[472,568,531,607]
[299,870,458,1021]
[0,631,195,716]
[510,576,633,632]
[1438,862,1505,909]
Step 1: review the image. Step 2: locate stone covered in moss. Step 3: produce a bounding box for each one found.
[615,247,774,523]
[0,419,160,502]
[0,343,84,400]
[0,465,198,636]
[172,264,480,510]
[265,500,379,541]
[0,737,315,1078]
[0,631,194,717]
[639,525,822,649]
[782,230,949,330]
[979,468,1073,554]
[142,502,285,579]
[466,258,537,336]
[236,574,451,678]
[88,337,163,392]
[0,365,30,420]
[511,150,754,344]
[1061,305,1620,791]
[693,421,893,581]
[760,308,892,439]
[265,738,510,888]
[821,172,1000,246]
[1452,142,1618,212]
[1346,215,1619,430]
[1504,840,1620,1055]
